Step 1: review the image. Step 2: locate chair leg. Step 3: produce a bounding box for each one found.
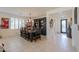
[39,35,41,40]
[33,37,37,42]
[30,39,33,42]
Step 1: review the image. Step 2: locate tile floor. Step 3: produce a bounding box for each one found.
[0,34,76,52]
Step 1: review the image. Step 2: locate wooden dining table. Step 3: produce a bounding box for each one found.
[20,27,41,42]
[27,30,37,42]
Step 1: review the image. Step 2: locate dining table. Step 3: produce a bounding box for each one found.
[27,30,37,41]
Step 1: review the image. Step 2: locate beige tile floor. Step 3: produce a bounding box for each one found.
[0,34,76,52]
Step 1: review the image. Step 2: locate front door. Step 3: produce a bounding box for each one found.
[61,19,67,33]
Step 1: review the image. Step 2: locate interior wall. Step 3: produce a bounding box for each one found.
[77,8,79,51]
[78,8,79,41]
[0,29,20,38]
[47,8,72,40]
[73,7,79,51]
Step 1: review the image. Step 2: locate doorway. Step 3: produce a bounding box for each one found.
[61,19,67,33]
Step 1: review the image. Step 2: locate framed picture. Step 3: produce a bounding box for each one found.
[49,19,53,28]
[1,18,9,29]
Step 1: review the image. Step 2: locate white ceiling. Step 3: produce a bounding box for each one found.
[0,7,57,18]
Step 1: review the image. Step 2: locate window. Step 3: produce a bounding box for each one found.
[18,19,22,29]
[10,18,15,29]
[22,19,25,27]
[10,17,25,29]
[15,18,19,29]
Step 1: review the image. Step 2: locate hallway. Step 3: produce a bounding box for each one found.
[0,34,76,52]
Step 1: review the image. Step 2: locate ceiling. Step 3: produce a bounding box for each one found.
[0,7,57,18]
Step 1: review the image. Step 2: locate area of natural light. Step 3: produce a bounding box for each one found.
[10,18,25,29]
[62,20,66,32]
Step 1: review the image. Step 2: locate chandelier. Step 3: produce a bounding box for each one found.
[27,9,34,26]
